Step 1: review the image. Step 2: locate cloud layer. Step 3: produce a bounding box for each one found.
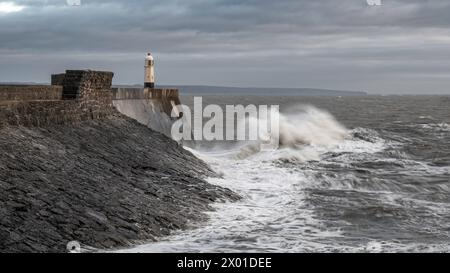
[1,0,450,93]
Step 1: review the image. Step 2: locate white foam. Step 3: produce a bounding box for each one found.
[234,106,385,162]
[361,240,449,253]
[118,146,343,253]
[115,104,447,253]
[419,122,450,132]
[277,105,348,147]
[117,106,362,252]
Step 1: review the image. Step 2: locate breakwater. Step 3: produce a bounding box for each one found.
[0,70,114,127]
[0,70,238,252]
[111,87,180,137]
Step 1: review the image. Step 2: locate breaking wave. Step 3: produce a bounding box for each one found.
[277,105,348,148]
[119,100,450,253]
[235,105,374,162]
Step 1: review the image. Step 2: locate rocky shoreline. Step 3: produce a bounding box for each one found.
[0,113,239,253]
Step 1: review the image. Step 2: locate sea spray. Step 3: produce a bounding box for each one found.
[119,95,450,253]
[278,105,348,148]
[235,105,349,160]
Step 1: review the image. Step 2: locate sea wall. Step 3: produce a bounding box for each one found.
[51,73,65,86]
[0,70,114,127]
[0,85,62,101]
[112,88,179,101]
[0,73,182,136]
[0,100,98,127]
[112,87,181,137]
[0,70,238,252]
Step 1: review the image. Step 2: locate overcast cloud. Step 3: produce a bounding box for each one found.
[1,0,450,94]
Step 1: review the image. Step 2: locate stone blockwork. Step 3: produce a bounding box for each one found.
[0,70,115,127]
[61,70,114,101]
[51,74,65,86]
[0,100,108,127]
[0,85,62,101]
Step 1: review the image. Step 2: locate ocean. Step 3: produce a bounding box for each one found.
[120,95,450,253]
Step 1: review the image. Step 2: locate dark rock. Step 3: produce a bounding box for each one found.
[0,115,239,253]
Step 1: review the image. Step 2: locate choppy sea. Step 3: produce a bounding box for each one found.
[120,95,450,253]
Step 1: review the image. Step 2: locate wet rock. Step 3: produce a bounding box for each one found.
[0,114,239,253]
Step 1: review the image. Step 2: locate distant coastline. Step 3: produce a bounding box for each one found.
[114,84,367,96]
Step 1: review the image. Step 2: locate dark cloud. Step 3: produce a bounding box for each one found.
[1,0,450,93]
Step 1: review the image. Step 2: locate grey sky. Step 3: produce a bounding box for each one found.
[1,0,450,94]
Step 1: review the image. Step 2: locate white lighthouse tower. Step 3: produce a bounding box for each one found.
[144,52,155,88]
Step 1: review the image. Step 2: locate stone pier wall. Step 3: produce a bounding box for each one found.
[0,70,115,127]
[51,73,65,86]
[0,85,62,101]
[0,71,181,135]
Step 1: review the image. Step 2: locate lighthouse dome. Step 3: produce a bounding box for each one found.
[145,53,154,61]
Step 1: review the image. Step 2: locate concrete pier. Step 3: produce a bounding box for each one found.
[111,87,181,137]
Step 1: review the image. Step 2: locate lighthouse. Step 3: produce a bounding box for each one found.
[144,52,155,88]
